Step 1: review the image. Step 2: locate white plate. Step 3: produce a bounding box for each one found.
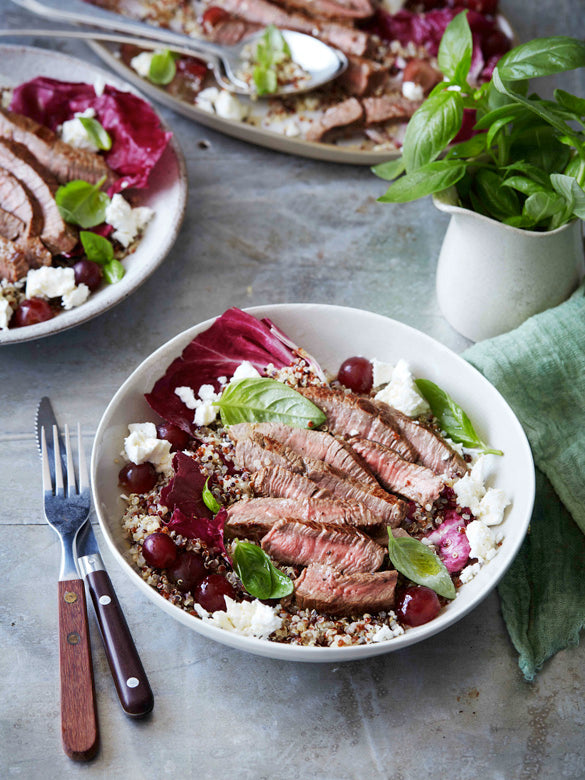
[92,303,535,662]
[0,44,187,345]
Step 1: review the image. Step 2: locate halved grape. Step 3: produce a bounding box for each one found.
[167,550,206,593]
[396,585,441,627]
[156,423,190,452]
[118,462,157,493]
[142,532,178,569]
[337,356,373,394]
[193,574,236,612]
[11,297,54,327]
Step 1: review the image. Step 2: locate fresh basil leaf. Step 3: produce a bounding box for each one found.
[473,168,521,220]
[496,37,585,81]
[202,477,221,514]
[148,50,177,85]
[403,90,464,172]
[445,133,486,160]
[55,177,110,228]
[102,258,125,284]
[387,531,455,600]
[510,125,572,174]
[78,116,112,151]
[415,378,503,455]
[554,88,585,118]
[233,541,293,599]
[80,231,114,265]
[378,160,466,203]
[473,103,529,131]
[216,378,327,428]
[523,191,566,226]
[502,175,549,197]
[438,10,472,86]
[551,173,585,219]
[371,157,406,181]
[503,161,553,187]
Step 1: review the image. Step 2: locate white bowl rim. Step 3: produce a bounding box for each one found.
[91,303,535,662]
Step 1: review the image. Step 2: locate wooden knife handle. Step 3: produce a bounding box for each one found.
[85,569,154,718]
[58,579,99,761]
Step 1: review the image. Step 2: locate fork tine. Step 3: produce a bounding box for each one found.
[64,424,77,498]
[41,427,53,493]
[53,425,65,496]
[77,422,89,493]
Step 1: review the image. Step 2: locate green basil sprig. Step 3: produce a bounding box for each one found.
[215,378,326,429]
[79,231,125,285]
[232,541,293,599]
[56,176,109,228]
[202,477,221,514]
[372,11,585,231]
[78,116,112,151]
[415,378,503,456]
[148,50,178,85]
[387,530,456,600]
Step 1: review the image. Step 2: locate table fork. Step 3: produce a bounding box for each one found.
[41,423,99,761]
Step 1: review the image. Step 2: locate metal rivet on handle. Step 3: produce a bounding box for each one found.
[63,591,78,603]
[99,595,111,605]
[67,632,80,645]
[126,677,139,688]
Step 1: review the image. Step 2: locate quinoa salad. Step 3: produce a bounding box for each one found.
[115,308,510,648]
[0,75,171,332]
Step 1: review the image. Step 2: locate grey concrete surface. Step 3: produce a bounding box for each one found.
[1,1,585,777]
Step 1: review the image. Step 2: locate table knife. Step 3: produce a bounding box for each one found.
[36,398,154,718]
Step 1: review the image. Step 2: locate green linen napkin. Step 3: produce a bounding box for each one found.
[463,284,585,681]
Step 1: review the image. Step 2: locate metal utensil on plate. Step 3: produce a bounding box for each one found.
[9,0,348,96]
[39,415,98,760]
[36,399,154,721]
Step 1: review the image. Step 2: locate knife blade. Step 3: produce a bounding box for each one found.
[36,399,154,718]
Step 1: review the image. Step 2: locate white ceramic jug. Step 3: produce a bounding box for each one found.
[433,187,585,342]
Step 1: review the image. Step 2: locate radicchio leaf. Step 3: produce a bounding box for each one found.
[424,510,470,573]
[165,506,229,560]
[10,77,171,193]
[145,308,326,433]
[160,452,213,519]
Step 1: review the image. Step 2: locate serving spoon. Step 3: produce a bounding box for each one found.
[8,0,348,96]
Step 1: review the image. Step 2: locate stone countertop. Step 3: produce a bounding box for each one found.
[1,1,584,777]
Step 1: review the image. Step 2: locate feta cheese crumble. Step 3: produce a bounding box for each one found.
[195,87,248,121]
[374,359,430,417]
[25,266,90,310]
[130,51,156,78]
[60,108,100,152]
[124,422,173,476]
[402,81,424,102]
[0,294,13,330]
[105,194,154,248]
[453,455,510,526]
[195,597,282,639]
[465,520,497,563]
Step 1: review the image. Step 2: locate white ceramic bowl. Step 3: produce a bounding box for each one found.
[91,304,535,662]
[0,45,187,345]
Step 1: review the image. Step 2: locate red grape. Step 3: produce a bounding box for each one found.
[337,356,373,393]
[156,423,191,452]
[396,586,441,627]
[118,462,158,493]
[11,297,54,327]
[167,550,207,592]
[193,574,236,612]
[142,533,178,569]
[73,259,103,292]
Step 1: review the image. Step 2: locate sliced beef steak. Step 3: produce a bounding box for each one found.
[349,437,443,506]
[361,94,421,125]
[339,56,390,97]
[271,0,374,20]
[218,0,371,56]
[306,97,363,143]
[301,458,406,526]
[234,433,305,474]
[225,495,381,540]
[251,465,332,501]
[0,234,51,281]
[0,207,25,241]
[0,108,117,188]
[229,422,379,486]
[299,385,416,461]
[373,400,468,478]
[0,167,43,238]
[261,518,385,573]
[294,563,398,616]
[0,140,77,254]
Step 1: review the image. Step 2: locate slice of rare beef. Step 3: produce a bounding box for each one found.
[0,108,117,188]
[0,167,43,238]
[0,206,25,241]
[349,437,444,506]
[361,94,421,125]
[271,0,374,20]
[299,385,417,461]
[229,422,379,486]
[261,518,385,573]
[306,97,363,143]
[0,234,51,281]
[339,56,390,97]
[373,399,468,477]
[234,433,305,474]
[225,495,381,540]
[294,563,398,616]
[0,139,77,254]
[251,465,333,501]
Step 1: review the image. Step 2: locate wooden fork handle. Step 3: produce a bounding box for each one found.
[58,579,99,761]
[86,569,154,718]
